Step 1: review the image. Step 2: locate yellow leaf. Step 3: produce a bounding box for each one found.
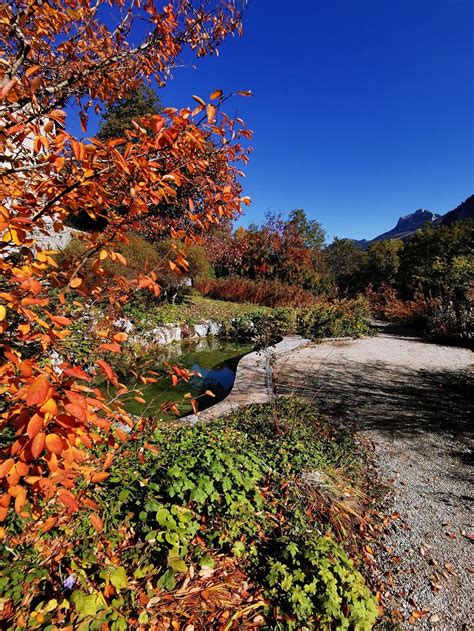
[0,305,6,321]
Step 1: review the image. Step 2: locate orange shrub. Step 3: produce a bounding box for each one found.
[196,277,317,307]
[365,284,434,325]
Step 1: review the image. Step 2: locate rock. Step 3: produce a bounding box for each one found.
[150,324,181,345]
[208,321,222,336]
[193,322,209,337]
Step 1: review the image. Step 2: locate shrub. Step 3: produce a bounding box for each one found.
[425,297,473,347]
[196,276,317,307]
[298,297,371,339]
[264,535,378,628]
[365,283,433,326]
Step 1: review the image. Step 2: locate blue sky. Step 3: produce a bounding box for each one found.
[72,0,473,241]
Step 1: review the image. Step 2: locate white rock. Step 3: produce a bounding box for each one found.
[193,322,209,337]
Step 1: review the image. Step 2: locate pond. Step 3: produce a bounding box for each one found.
[114,338,253,419]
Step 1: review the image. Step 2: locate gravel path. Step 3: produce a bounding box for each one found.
[273,325,473,630]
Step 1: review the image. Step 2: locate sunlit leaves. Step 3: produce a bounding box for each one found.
[0,0,251,525]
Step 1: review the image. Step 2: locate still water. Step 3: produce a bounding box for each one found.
[115,338,252,419]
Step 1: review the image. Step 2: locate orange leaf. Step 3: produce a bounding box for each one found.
[99,343,121,353]
[64,403,88,422]
[31,432,45,458]
[0,459,15,478]
[210,89,223,100]
[45,433,64,454]
[144,443,160,455]
[14,486,27,514]
[41,516,58,533]
[40,398,58,416]
[206,104,217,123]
[26,376,50,407]
[90,513,104,532]
[58,490,79,513]
[113,332,128,342]
[103,453,114,469]
[69,277,82,288]
[192,94,206,108]
[50,315,72,326]
[91,472,110,483]
[96,359,114,381]
[63,366,91,380]
[27,415,43,439]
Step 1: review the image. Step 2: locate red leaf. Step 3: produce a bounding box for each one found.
[96,359,115,381]
[63,366,91,380]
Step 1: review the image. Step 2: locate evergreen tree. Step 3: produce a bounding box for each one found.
[97,84,161,140]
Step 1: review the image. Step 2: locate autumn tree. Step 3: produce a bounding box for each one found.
[0,0,251,523]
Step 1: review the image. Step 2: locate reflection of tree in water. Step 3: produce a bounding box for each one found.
[118,340,251,416]
[197,374,230,410]
[196,359,242,410]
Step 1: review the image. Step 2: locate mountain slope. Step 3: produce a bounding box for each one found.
[440,194,474,225]
[354,195,473,248]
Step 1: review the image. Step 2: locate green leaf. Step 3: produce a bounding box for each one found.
[108,566,128,591]
[156,569,176,591]
[199,554,214,569]
[70,590,104,617]
[168,550,187,573]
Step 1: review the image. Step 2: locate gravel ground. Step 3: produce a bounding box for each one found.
[273,324,473,630]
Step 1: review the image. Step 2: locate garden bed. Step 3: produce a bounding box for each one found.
[0,398,382,630]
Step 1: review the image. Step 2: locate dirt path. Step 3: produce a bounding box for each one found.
[273,325,473,630]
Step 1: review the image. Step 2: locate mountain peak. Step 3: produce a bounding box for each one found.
[394,209,440,231]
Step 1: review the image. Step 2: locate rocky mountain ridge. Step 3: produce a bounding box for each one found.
[354,195,473,248]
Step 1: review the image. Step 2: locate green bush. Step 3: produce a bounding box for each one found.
[298,297,371,339]
[264,535,378,629]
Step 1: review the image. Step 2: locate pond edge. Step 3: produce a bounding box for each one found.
[181,335,310,424]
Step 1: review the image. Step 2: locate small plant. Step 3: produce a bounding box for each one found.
[263,535,378,629]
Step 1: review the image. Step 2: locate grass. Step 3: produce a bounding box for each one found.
[123,293,272,329]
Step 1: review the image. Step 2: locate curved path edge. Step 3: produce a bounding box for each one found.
[181,335,310,424]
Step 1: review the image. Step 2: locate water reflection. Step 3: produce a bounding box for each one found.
[117,338,252,418]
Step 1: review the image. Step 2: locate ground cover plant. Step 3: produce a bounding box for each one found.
[0,398,381,629]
